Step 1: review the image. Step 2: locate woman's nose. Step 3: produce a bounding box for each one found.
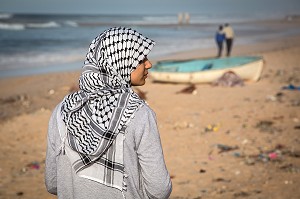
[146,60,152,69]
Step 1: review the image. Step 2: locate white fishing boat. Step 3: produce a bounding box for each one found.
[150,56,264,84]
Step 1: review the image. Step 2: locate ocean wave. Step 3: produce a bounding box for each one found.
[0,22,25,30]
[64,20,78,27]
[0,51,84,71]
[26,21,60,28]
[0,21,61,30]
[120,15,181,25]
[0,13,13,19]
[142,16,177,24]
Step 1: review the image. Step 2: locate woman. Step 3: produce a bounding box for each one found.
[45,27,172,199]
[223,23,235,57]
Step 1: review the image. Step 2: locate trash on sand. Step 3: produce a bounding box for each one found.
[212,178,231,183]
[283,149,300,158]
[48,89,55,95]
[0,94,28,104]
[291,100,300,106]
[173,121,194,129]
[216,144,239,153]
[255,120,282,133]
[26,161,40,170]
[249,145,283,163]
[0,94,30,107]
[282,84,300,90]
[16,192,24,196]
[280,164,300,173]
[294,125,300,129]
[232,152,243,157]
[233,144,300,166]
[245,157,256,165]
[284,180,293,185]
[268,152,278,160]
[293,118,299,123]
[212,71,244,87]
[176,84,197,95]
[256,120,273,129]
[266,92,284,102]
[233,191,250,197]
[202,123,221,133]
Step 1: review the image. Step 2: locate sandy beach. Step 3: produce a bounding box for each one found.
[0,19,300,199]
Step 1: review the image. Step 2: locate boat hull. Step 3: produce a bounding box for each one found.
[150,57,264,84]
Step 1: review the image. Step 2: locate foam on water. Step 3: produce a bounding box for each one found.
[0,22,25,30]
[0,13,13,19]
[26,21,61,28]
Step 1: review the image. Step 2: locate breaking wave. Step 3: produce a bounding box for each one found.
[0,22,25,30]
[26,21,60,28]
[0,13,13,19]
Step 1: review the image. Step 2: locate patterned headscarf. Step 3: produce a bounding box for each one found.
[60,27,155,190]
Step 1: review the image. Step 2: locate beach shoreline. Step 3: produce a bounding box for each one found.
[1,17,300,79]
[2,32,300,80]
[1,22,300,199]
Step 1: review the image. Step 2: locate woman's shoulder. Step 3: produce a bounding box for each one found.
[135,103,156,118]
[126,103,157,130]
[50,103,62,118]
[48,102,64,128]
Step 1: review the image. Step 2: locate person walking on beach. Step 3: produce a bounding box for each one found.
[223,23,235,56]
[45,27,172,199]
[215,25,225,58]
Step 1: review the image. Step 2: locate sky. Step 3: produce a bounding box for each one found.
[0,0,300,15]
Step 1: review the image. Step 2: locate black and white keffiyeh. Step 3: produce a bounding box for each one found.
[60,27,155,190]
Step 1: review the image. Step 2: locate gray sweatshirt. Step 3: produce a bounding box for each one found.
[45,103,172,199]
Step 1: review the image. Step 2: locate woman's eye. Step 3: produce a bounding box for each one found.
[139,59,145,65]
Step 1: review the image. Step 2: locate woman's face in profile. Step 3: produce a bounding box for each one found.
[130,57,152,86]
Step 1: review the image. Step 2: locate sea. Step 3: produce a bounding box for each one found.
[1,12,300,78]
